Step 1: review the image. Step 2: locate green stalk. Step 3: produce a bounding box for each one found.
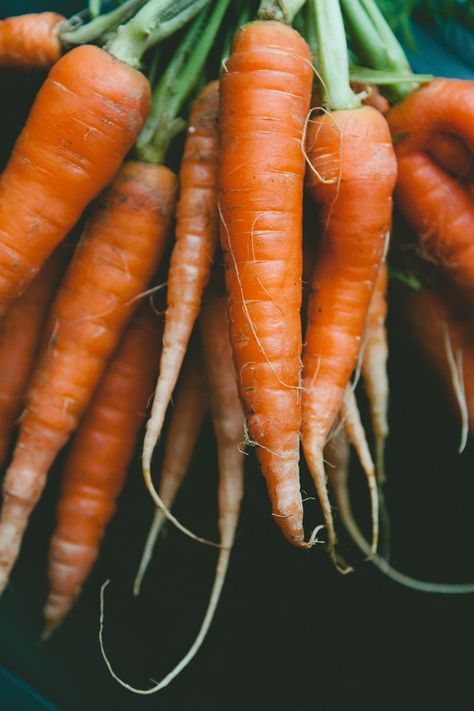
[304,0,318,60]
[107,0,210,68]
[222,0,251,64]
[257,0,307,24]
[311,0,360,111]
[60,0,147,46]
[137,0,231,163]
[340,0,389,69]
[360,0,412,76]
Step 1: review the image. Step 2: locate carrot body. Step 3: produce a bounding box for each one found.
[303,105,396,560]
[43,304,162,635]
[0,247,66,467]
[388,79,474,300]
[0,162,176,593]
[218,21,313,546]
[0,44,150,314]
[143,81,219,466]
[361,262,389,481]
[134,354,207,596]
[0,12,64,70]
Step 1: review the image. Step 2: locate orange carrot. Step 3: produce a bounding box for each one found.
[218,20,313,547]
[134,353,207,596]
[0,44,150,314]
[301,0,397,567]
[361,262,389,482]
[0,12,64,70]
[0,247,66,467]
[100,271,244,693]
[142,81,219,479]
[0,162,176,593]
[43,303,162,637]
[387,79,474,301]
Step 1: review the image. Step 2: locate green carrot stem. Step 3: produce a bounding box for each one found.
[340,0,389,69]
[257,0,307,24]
[60,0,147,46]
[107,0,210,68]
[222,0,251,65]
[311,0,361,111]
[304,0,318,61]
[137,0,231,163]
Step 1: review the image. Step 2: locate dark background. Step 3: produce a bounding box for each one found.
[0,3,473,710]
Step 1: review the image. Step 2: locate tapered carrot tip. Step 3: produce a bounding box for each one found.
[42,592,74,640]
[0,495,33,594]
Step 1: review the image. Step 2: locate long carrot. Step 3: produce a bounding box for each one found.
[0,247,66,468]
[361,262,389,482]
[134,352,207,596]
[142,81,219,478]
[0,161,176,593]
[100,271,244,693]
[0,12,64,70]
[326,428,474,594]
[302,0,396,567]
[43,303,162,637]
[218,15,313,547]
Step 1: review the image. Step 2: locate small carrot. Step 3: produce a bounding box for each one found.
[134,352,207,596]
[43,303,162,637]
[0,161,176,593]
[302,0,396,567]
[326,427,474,594]
[142,81,219,475]
[0,247,66,468]
[100,270,244,694]
[361,262,389,482]
[218,16,313,546]
[0,12,64,70]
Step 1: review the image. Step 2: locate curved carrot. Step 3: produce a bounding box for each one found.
[361,262,389,482]
[0,162,176,593]
[43,303,162,637]
[134,353,207,596]
[0,44,150,314]
[0,247,66,467]
[0,12,64,70]
[218,20,313,547]
[143,81,219,472]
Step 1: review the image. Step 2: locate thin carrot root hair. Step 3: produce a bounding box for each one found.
[341,386,379,557]
[442,323,469,454]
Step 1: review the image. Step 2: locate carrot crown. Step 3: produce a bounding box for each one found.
[257,0,307,23]
[60,0,147,47]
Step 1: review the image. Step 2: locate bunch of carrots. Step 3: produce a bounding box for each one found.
[0,0,472,693]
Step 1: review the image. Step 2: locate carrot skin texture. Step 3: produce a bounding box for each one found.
[44,304,162,635]
[0,44,150,314]
[303,106,396,558]
[0,248,66,467]
[0,12,64,70]
[143,81,219,461]
[0,162,176,592]
[387,79,474,300]
[218,21,313,546]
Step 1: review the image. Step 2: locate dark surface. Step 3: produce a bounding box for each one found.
[0,4,473,711]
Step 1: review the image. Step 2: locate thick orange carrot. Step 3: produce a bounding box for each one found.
[303,105,396,564]
[101,273,244,694]
[43,303,162,636]
[0,247,66,467]
[0,12,64,70]
[361,262,389,482]
[387,79,474,301]
[218,21,313,547]
[0,44,150,314]
[0,162,176,593]
[142,81,219,476]
[134,353,207,596]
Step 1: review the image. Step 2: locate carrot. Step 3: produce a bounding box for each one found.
[326,427,474,594]
[142,81,219,476]
[134,352,207,596]
[218,18,313,546]
[0,44,150,314]
[0,247,66,468]
[302,0,397,567]
[43,303,162,637]
[100,270,244,693]
[0,161,176,593]
[361,262,389,482]
[0,12,64,70]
